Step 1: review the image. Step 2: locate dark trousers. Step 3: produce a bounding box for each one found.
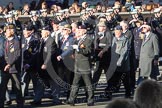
[0,57,11,103]
[0,72,24,107]
[57,63,74,99]
[92,60,109,86]
[130,58,139,93]
[23,71,39,96]
[68,72,94,104]
[107,71,131,97]
[92,52,110,87]
[32,78,61,103]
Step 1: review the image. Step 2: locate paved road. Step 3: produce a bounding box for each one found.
[4,66,162,108]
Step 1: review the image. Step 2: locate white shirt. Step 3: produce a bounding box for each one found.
[7,37,14,41]
[62,35,69,43]
[25,36,32,44]
[145,32,150,39]
[43,36,49,42]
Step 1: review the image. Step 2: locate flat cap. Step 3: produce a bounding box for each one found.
[78,25,87,29]
[114,25,122,30]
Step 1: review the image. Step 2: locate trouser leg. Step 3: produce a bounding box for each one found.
[49,79,61,102]
[122,72,131,97]
[30,72,40,94]
[11,73,24,106]
[0,73,10,107]
[68,73,81,102]
[33,76,45,102]
[23,72,30,96]
[92,61,103,87]
[82,73,94,104]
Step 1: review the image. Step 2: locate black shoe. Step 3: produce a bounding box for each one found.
[125,95,132,99]
[104,91,112,100]
[65,101,75,106]
[5,100,12,105]
[17,104,24,108]
[30,101,41,105]
[53,100,62,105]
[87,102,94,106]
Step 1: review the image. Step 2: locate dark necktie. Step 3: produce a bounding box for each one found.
[60,37,65,47]
[39,39,44,52]
[24,39,28,49]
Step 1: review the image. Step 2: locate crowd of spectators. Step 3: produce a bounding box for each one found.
[0,0,161,17]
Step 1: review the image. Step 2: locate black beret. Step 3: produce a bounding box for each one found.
[78,25,87,29]
[114,25,122,30]
[23,21,34,31]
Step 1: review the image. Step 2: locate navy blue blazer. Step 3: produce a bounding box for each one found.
[5,36,21,73]
[59,35,74,59]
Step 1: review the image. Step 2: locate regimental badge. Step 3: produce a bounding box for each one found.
[22,44,25,48]
[44,47,47,52]
[28,48,32,52]
[64,46,68,50]
[10,48,14,53]
[66,42,69,46]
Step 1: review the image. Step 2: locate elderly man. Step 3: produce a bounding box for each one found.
[57,24,74,100]
[31,25,60,105]
[93,22,112,88]
[138,24,159,82]
[120,20,136,95]
[106,25,131,99]
[67,25,94,106]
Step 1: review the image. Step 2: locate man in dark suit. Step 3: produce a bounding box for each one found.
[132,20,143,88]
[67,25,94,106]
[139,24,160,82]
[0,25,12,105]
[21,21,40,97]
[31,25,61,105]
[57,24,74,100]
[120,20,136,95]
[93,21,112,88]
[106,25,131,99]
[0,24,24,108]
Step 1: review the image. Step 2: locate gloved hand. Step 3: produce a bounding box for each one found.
[24,64,30,70]
[72,45,79,51]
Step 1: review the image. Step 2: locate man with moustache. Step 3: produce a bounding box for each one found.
[31,25,61,105]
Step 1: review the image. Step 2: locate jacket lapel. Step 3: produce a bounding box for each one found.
[61,35,70,50]
[78,35,86,46]
[142,33,151,46]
